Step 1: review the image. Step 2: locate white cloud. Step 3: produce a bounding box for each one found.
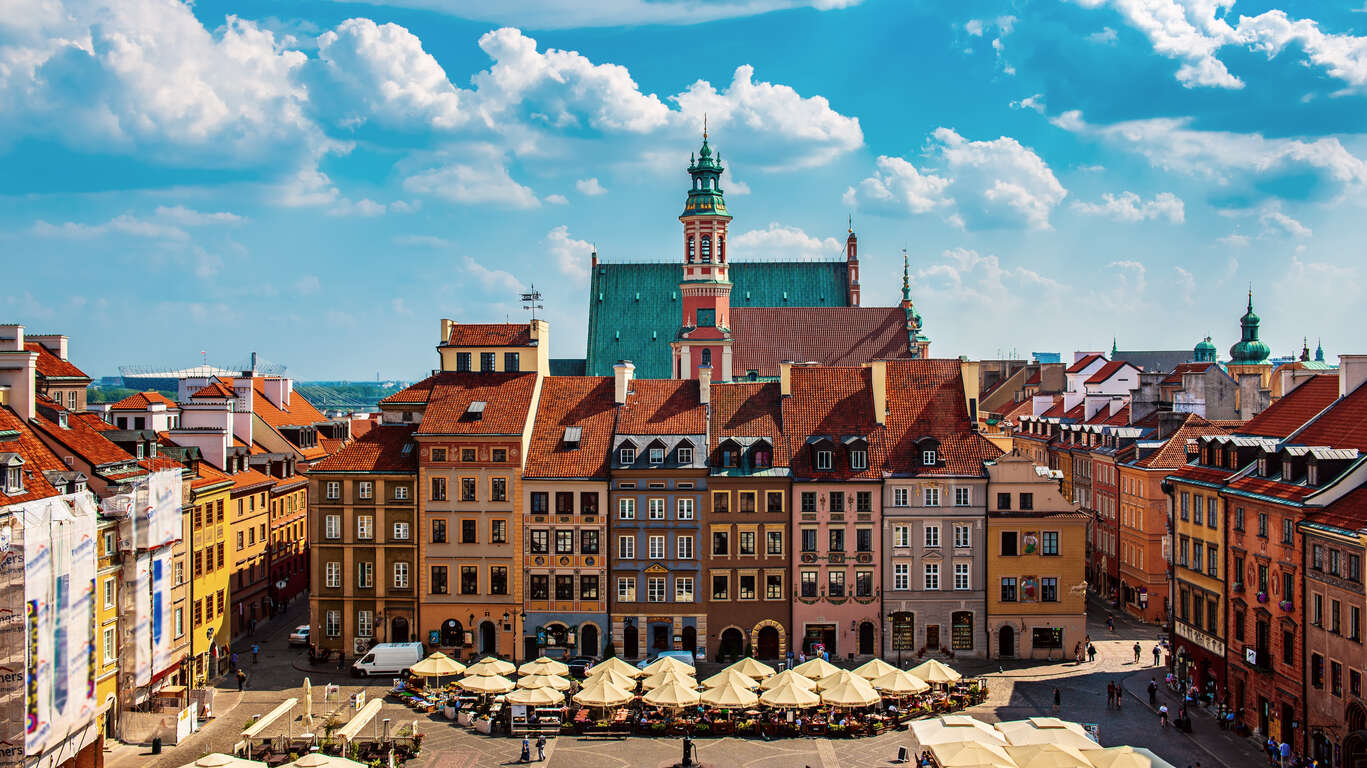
[277,167,341,207]
[329,0,861,29]
[912,248,1067,344]
[154,206,245,225]
[1088,26,1118,44]
[545,225,594,282]
[295,275,322,294]
[843,156,952,215]
[731,223,843,260]
[728,179,752,195]
[461,255,523,294]
[30,205,241,241]
[965,19,986,37]
[576,177,607,196]
[1072,191,1184,223]
[192,247,224,279]
[1260,208,1312,238]
[544,193,569,205]
[1218,233,1251,247]
[404,153,541,208]
[327,198,389,217]
[1174,265,1196,305]
[391,297,414,316]
[1010,94,1046,113]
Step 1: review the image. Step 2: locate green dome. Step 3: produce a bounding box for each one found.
[1228,290,1270,364]
[681,131,729,218]
[1194,336,1217,363]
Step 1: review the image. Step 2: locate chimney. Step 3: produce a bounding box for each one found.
[780,361,794,397]
[0,324,36,421]
[27,334,68,361]
[1340,355,1367,398]
[1156,411,1186,440]
[697,364,711,406]
[613,360,635,405]
[867,360,887,426]
[440,318,453,345]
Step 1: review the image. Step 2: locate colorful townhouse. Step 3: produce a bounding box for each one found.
[1115,414,1191,623]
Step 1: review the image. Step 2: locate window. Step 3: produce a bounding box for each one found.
[739,492,757,514]
[530,529,549,554]
[677,535,694,559]
[856,528,872,552]
[955,487,971,506]
[460,478,476,501]
[1258,512,1269,538]
[1041,577,1058,602]
[324,515,340,539]
[1001,577,1018,601]
[1041,531,1059,556]
[766,573,784,599]
[556,530,574,554]
[490,519,507,543]
[1333,600,1343,634]
[325,611,341,637]
[801,528,817,552]
[924,525,940,548]
[455,352,471,371]
[504,352,519,371]
[829,528,844,552]
[739,531,756,555]
[828,570,845,597]
[581,529,599,554]
[581,492,599,515]
[617,535,635,559]
[1283,571,1294,605]
[894,525,910,548]
[556,575,574,600]
[617,577,635,602]
[530,492,549,514]
[850,450,867,470]
[677,447,693,464]
[856,491,872,513]
[924,487,940,507]
[801,492,817,512]
[893,488,909,507]
[737,574,756,600]
[620,447,636,464]
[1282,629,1294,666]
[675,577,694,602]
[460,566,478,594]
[461,519,477,544]
[997,493,1011,510]
[357,481,373,500]
[325,481,340,500]
[430,476,446,501]
[1333,661,1344,696]
[646,498,664,520]
[480,352,495,371]
[922,449,937,466]
[618,498,636,519]
[954,562,971,590]
[855,571,873,597]
[1193,496,1204,526]
[894,563,909,590]
[1207,497,1218,529]
[325,562,341,588]
[1353,606,1362,641]
[800,571,818,597]
[1019,493,1033,510]
[393,521,410,540]
[678,496,696,520]
[711,573,731,600]
[1350,554,1362,582]
[530,575,549,600]
[1312,654,1325,689]
[1001,531,1018,556]
[924,563,940,590]
[648,535,665,559]
[646,446,665,464]
[1207,545,1219,577]
[1180,492,1190,521]
[461,448,476,462]
[393,562,409,588]
[102,578,115,608]
[103,627,117,662]
[431,518,447,543]
[490,477,507,502]
[1330,549,1342,576]
[713,492,730,514]
[816,450,832,470]
[580,575,599,600]
[357,515,374,540]
[430,566,448,594]
[954,524,971,548]
[712,530,729,556]
[648,577,666,602]
[766,530,783,555]
[1282,519,1294,545]
[1234,506,1245,531]
[431,447,447,462]
[357,562,373,588]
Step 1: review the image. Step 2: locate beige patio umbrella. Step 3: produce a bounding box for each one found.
[464,656,516,676]
[931,741,1016,768]
[643,679,701,709]
[516,673,572,691]
[458,674,515,694]
[584,656,642,679]
[994,718,1098,750]
[700,679,759,709]
[640,655,695,676]
[911,715,1008,747]
[301,678,313,727]
[1004,744,1096,768]
[819,673,880,707]
[758,679,821,708]
[572,676,635,707]
[1128,749,1175,768]
[641,668,697,691]
[181,754,265,768]
[910,658,963,684]
[791,656,840,679]
[410,651,466,678]
[701,668,758,690]
[759,669,817,691]
[853,657,900,680]
[506,686,566,706]
[870,668,931,695]
[518,656,569,676]
[284,754,368,768]
[1084,748,1152,768]
[587,667,639,691]
[724,657,775,679]
[815,669,869,691]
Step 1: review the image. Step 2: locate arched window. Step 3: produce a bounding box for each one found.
[687,236,695,261]
[700,236,712,261]
[701,348,712,367]
[718,236,725,262]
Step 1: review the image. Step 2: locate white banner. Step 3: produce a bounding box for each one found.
[125,554,151,688]
[24,499,55,757]
[151,548,171,675]
[0,512,25,767]
[146,471,181,549]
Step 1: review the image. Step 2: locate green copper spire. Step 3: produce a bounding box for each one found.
[681,119,729,219]
[901,248,910,304]
[1111,337,1118,357]
[1316,338,1325,363]
[1228,288,1271,364]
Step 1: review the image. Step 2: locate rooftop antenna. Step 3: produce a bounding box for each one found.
[703,113,708,140]
[521,284,544,322]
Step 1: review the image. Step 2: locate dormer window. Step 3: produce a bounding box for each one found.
[649,447,665,464]
[850,449,868,470]
[816,450,833,471]
[2,455,23,495]
[677,445,693,464]
[466,401,486,420]
[620,447,636,464]
[562,427,582,448]
[1258,457,1267,476]
[720,449,737,468]
[922,449,937,466]
[754,444,772,468]
[136,443,144,459]
[1308,462,1318,486]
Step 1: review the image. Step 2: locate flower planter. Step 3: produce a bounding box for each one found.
[1279,601,1294,611]
[1256,592,1269,603]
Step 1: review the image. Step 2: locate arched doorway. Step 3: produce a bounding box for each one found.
[390,616,409,643]
[720,628,745,660]
[756,626,780,660]
[623,623,639,658]
[858,622,876,655]
[441,619,463,647]
[580,624,599,657]
[681,626,697,659]
[479,621,496,654]
[998,625,1015,658]
[1345,705,1367,768]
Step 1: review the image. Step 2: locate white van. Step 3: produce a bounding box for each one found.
[352,642,424,677]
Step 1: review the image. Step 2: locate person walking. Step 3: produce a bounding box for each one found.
[1133,642,1142,663]
[235,668,247,691]
[520,736,531,763]
[1153,645,1162,666]
[1053,688,1061,714]
[337,652,345,672]
[1148,679,1158,707]
[230,651,239,671]
[1088,643,1097,663]
[251,643,260,664]
[1106,614,1115,632]
[1113,681,1122,710]
[535,734,546,761]
[1159,704,1169,727]
[1106,681,1116,710]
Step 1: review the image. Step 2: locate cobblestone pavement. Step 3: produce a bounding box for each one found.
[109,595,1269,768]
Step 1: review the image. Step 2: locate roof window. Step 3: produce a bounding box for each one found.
[563,426,582,447]
[466,401,486,420]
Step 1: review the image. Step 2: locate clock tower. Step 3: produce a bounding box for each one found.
[672,127,735,381]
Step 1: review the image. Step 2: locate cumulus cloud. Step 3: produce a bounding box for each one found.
[404,152,541,208]
[846,128,1066,230]
[544,193,569,205]
[1174,266,1197,305]
[1072,191,1185,223]
[545,225,594,282]
[1088,26,1118,44]
[912,248,1067,345]
[576,178,607,196]
[1218,233,1251,247]
[31,205,244,241]
[333,0,862,30]
[1010,94,1046,113]
[731,223,843,261]
[461,254,523,294]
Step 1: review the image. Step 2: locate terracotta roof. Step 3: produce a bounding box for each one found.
[110,391,178,410]
[1001,398,1038,423]
[350,417,377,439]
[1084,360,1135,385]
[445,323,531,347]
[884,360,1000,475]
[245,378,329,459]
[29,406,137,468]
[1225,473,1317,504]
[525,377,617,478]
[1062,403,1085,421]
[1305,486,1367,533]
[1240,375,1339,438]
[412,372,538,435]
[708,382,788,466]
[1131,415,1229,469]
[230,468,275,492]
[140,456,184,474]
[190,460,233,490]
[1066,354,1105,374]
[1168,464,1239,485]
[24,342,89,380]
[618,379,705,435]
[1289,380,1367,451]
[311,424,418,473]
[191,381,234,400]
[1162,363,1216,385]
[729,307,913,377]
[0,406,68,505]
[1039,398,1069,419]
[1024,371,1042,387]
[1095,404,1131,426]
[781,365,884,480]
[319,438,344,456]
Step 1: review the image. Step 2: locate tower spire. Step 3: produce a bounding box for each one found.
[901,249,910,305]
[848,213,853,235]
[703,113,708,141]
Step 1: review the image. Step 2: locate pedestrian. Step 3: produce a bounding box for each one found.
[1133,642,1141,663]
[1106,681,1115,709]
[1113,681,1122,710]
[1053,688,1061,714]
[1148,679,1158,707]
[535,734,546,761]
[235,668,247,691]
[1088,643,1097,663]
[1153,645,1161,666]
[1159,704,1169,727]
[251,642,260,664]
[1106,614,1115,632]
[520,736,530,763]
[230,651,239,671]
[337,652,345,671]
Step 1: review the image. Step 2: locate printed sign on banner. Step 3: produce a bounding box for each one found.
[126,553,152,688]
[151,549,172,674]
[0,511,27,766]
[146,471,182,549]
[24,499,55,756]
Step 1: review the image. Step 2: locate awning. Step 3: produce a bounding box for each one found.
[241,698,298,740]
[335,698,384,744]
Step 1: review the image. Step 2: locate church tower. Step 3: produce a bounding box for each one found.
[846,219,860,306]
[900,250,930,358]
[672,125,735,381]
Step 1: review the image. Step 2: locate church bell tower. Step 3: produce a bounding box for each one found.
[672,123,734,381]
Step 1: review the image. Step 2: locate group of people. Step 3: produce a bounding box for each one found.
[518,734,547,762]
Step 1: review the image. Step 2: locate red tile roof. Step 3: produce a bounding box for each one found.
[230,468,275,492]
[24,342,89,380]
[1024,371,1043,387]
[525,377,617,478]
[1131,415,1230,469]
[1162,362,1216,385]
[191,381,235,399]
[1066,354,1105,374]
[781,365,884,479]
[709,382,788,466]
[1225,473,1317,504]
[884,360,1000,475]
[1288,379,1367,451]
[445,323,532,347]
[729,307,913,377]
[1240,375,1339,438]
[0,406,68,505]
[1167,464,1239,485]
[618,379,705,435]
[411,372,539,436]
[110,391,178,410]
[1306,486,1367,532]
[1001,398,1038,423]
[29,406,138,468]
[350,417,378,439]
[246,378,330,459]
[190,460,233,490]
[1084,360,1135,385]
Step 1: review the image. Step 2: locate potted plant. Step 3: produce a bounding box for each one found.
[1279,600,1294,611]
[828,723,848,737]
[694,722,711,737]
[1256,591,1269,603]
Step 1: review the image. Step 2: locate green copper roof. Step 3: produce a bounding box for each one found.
[1229,290,1270,364]
[585,261,851,378]
[1194,336,1217,363]
[682,135,729,219]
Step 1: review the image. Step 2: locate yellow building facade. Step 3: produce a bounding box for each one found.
[189,467,233,685]
[95,516,120,737]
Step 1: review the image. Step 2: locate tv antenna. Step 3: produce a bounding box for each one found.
[521,285,544,321]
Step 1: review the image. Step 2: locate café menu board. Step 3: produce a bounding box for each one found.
[892,620,915,651]
[952,621,973,650]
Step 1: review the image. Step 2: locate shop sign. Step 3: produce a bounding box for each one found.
[1174,621,1225,656]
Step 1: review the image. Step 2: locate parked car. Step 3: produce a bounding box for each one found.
[288,625,310,646]
[635,649,696,670]
[565,655,598,678]
[352,642,424,677]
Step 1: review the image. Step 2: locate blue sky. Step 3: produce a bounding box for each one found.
[3,0,1364,379]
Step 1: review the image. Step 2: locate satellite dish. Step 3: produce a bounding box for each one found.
[275,580,288,590]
